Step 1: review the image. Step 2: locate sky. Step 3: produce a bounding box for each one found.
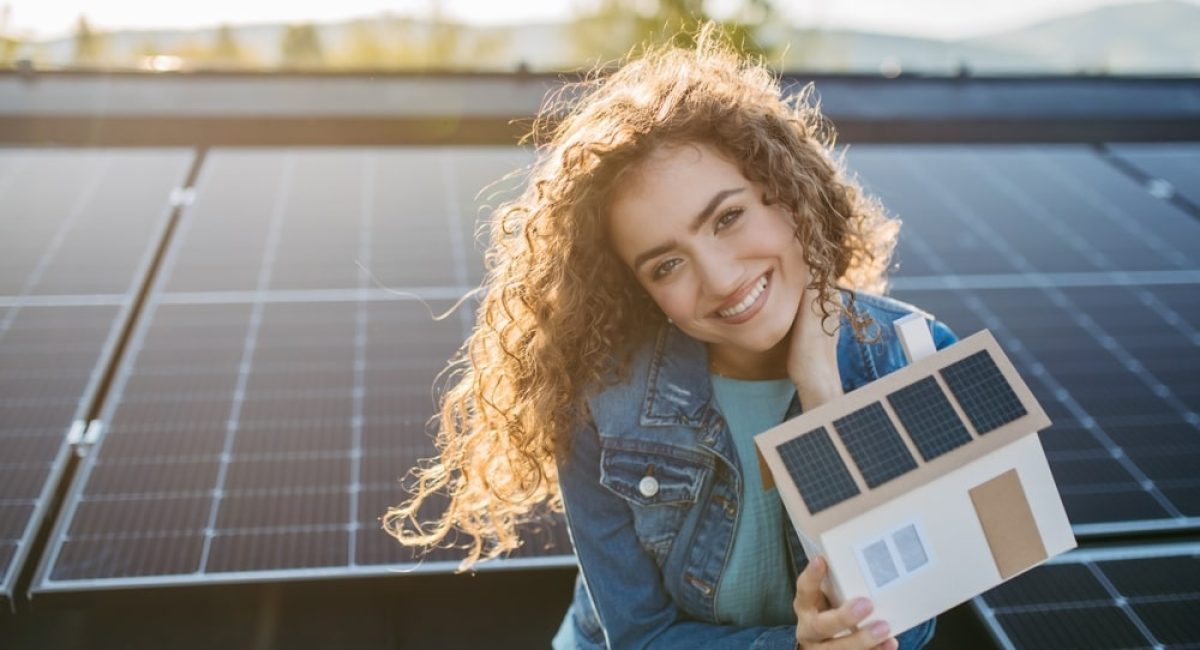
[0,0,1188,41]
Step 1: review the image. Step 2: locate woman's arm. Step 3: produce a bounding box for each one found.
[558,416,800,649]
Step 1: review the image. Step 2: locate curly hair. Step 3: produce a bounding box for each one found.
[383,25,900,570]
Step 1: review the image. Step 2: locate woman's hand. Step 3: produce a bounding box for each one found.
[787,287,843,410]
[794,556,897,650]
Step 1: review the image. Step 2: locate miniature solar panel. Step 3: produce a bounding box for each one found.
[777,427,861,515]
[35,148,570,592]
[832,402,918,488]
[0,149,193,600]
[976,545,1200,649]
[886,377,973,461]
[939,351,1027,435]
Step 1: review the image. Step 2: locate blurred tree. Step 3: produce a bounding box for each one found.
[280,23,323,68]
[0,36,18,67]
[72,15,108,66]
[570,0,778,67]
[337,20,389,68]
[211,23,247,68]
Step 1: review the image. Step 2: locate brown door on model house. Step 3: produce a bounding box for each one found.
[969,468,1048,579]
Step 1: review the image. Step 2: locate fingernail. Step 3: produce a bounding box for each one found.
[851,598,872,617]
[870,621,891,640]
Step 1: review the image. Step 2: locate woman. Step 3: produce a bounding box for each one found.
[386,26,955,650]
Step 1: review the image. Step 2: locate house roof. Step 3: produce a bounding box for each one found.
[757,330,1051,535]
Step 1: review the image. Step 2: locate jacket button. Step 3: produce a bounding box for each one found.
[638,476,660,498]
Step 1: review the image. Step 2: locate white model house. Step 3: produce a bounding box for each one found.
[755,315,1076,636]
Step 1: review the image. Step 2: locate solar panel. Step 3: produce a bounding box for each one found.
[34,149,570,593]
[0,149,193,601]
[940,350,1027,435]
[975,544,1200,650]
[832,403,918,488]
[1107,143,1200,209]
[777,427,861,515]
[887,376,973,461]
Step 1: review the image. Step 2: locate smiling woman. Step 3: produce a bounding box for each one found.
[384,23,956,650]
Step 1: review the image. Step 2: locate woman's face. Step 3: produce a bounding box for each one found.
[608,142,811,377]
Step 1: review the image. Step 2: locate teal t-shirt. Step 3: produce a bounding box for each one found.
[710,374,799,627]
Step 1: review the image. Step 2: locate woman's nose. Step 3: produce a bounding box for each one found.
[695,249,742,298]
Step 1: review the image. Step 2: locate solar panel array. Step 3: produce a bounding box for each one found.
[33,149,570,591]
[975,544,1200,649]
[1,141,1194,650]
[0,149,194,600]
[847,144,1199,649]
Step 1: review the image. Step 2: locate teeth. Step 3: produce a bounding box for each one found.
[718,275,768,318]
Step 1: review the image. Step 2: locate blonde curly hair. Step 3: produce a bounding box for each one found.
[383,25,899,570]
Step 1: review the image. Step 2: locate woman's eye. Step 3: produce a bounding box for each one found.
[715,208,743,231]
[652,258,681,280]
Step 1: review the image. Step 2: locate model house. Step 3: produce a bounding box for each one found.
[755,314,1076,636]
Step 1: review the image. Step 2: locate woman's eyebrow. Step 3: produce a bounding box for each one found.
[631,186,745,272]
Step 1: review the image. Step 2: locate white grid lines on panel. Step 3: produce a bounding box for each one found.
[0,156,109,345]
[348,152,374,565]
[157,286,476,305]
[439,151,476,337]
[832,402,918,489]
[777,427,861,515]
[940,351,1027,435]
[1084,560,1168,649]
[1027,149,1192,270]
[898,226,1186,523]
[886,376,973,461]
[37,154,221,581]
[957,150,1200,415]
[197,154,295,573]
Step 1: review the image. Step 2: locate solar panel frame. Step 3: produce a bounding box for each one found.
[0,149,194,601]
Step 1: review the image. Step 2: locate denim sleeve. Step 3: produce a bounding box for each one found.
[929,317,958,351]
[558,417,798,650]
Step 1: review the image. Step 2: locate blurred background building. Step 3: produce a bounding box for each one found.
[1,1,1198,648]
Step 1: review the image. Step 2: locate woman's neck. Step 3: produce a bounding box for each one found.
[707,337,790,381]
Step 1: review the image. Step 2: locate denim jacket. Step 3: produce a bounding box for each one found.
[553,291,958,649]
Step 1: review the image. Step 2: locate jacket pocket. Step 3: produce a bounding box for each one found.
[599,442,712,565]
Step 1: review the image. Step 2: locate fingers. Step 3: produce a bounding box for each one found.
[819,620,895,650]
[793,555,828,611]
[794,556,897,650]
[806,596,874,640]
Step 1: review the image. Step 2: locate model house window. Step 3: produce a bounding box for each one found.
[859,522,931,590]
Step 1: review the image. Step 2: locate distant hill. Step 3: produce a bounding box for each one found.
[965,0,1200,73]
[16,1,1200,75]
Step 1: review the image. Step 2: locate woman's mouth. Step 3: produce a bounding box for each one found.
[715,271,771,322]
